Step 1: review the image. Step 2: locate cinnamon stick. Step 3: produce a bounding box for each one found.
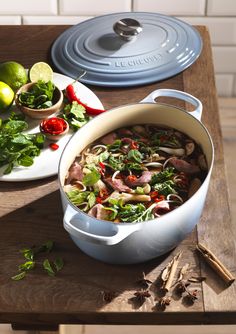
[196,243,235,285]
[161,251,182,291]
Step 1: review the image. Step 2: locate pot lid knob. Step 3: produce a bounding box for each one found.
[113,18,143,41]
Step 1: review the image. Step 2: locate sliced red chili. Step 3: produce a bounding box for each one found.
[150,191,158,199]
[49,143,59,150]
[96,196,103,204]
[126,175,137,182]
[99,162,105,170]
[155,195,166,202]
[130,140,139,149]
[40,117,67,135]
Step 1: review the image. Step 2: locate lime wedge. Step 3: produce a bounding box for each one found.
[29,62,53,83]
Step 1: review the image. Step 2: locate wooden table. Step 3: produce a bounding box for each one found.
[0,25,235,331]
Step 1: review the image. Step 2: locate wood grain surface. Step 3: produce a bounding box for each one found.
[0,26,235,329]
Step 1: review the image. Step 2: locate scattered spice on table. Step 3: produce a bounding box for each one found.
[136,272,153,290]
[133,290,151,305]
[101,290,117,303]
[158,296,172,309]
[161,251,182,291]
[196,243,235,285]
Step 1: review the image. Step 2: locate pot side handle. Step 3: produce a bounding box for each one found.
[63,206,141,246]
[140,89,202,121]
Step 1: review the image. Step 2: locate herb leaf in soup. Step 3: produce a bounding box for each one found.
[127,149,143,163]
[82,169,101,186]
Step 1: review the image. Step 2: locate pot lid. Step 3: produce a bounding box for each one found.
[51,12,202,87]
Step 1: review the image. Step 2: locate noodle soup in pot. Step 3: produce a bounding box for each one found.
[59,89,214,264]
[63,125,208,224]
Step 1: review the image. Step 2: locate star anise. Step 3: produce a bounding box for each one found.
[134,290,151,304]
[101,290,117,303]
[175,280,190,295]
[136,272,153,289]
[159,296,171,306]
[186,289,198,303]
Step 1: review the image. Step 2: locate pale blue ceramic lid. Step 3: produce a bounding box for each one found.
[51,12,202,87]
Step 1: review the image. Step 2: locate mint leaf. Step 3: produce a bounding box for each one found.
[43,259,55,276]
[54,258,64,272]
[127,149,143,163]
[11,271,26,281]
[18,261,35,272]
[20,248,34,260]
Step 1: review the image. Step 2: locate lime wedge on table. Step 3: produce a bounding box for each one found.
[29,62,53,83]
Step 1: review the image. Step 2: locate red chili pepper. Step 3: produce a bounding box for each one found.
[49,143,59,150]
[96,196,103,204]
[130,140,139,149]
[154,195,165,202]
[66,84,106,116]
[99,162,105,170]
[126,175,137,183]
[99,189,109,200]
[150,191,158,199]
[40,117,67,135]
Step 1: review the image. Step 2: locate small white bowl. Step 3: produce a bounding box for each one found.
[40,117,69,141]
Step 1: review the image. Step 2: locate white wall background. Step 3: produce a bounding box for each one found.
[0,0,236,97]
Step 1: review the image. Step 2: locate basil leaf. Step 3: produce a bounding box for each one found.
[20,248,34,260]
[0,114,45,174]
[18,261,35,271]
[18,155,34,167]
[18,81,55,109]
[108,155,125,171]
[107,139,122,152]
[54,257,64,272]
[3,120,28,134]
[11,271,26,281]
[82,169,101,186]
[127,149,143,163]
[43,259,55,276]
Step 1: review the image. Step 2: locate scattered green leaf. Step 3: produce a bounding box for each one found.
[11,271,26,281]
[43,259,55,276]
[53,257,64,272]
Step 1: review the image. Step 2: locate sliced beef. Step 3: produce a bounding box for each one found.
[66,161,83,183]
[105,177,132,193]
[169,157,200,174]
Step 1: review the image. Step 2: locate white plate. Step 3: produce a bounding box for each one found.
[0,72,104,182]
